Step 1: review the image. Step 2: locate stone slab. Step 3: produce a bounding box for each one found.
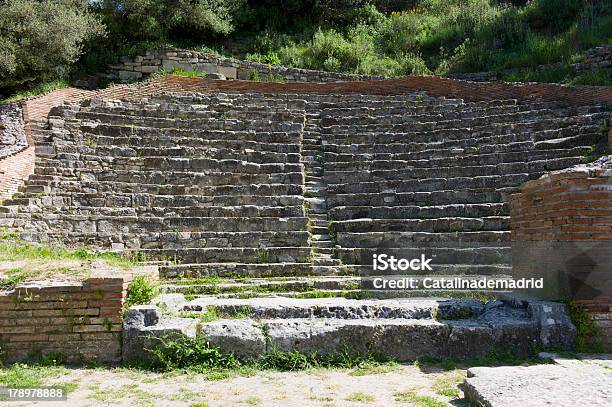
[462,355,612,407]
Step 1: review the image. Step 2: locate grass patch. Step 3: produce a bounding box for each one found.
[0,241,139,267]
[0,264,93,291]
[87,383,155,404]
[150,336,240,372]
[1,80,70,104]
[348,360,401,376]
[139,335,397,380]
[345,392,375,403]
[179,305,253,322]
[0,360,77,397]
[170,68,204,78]
[170,276,232,286]
[432,374,463,398]
[0,268,29,291]
[245,396,261,406]
[393,391,445,407]
[0,363,68,388]
[170,388,201,402]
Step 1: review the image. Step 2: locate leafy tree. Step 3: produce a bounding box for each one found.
[0,0,105,91]
[102,0,245,41]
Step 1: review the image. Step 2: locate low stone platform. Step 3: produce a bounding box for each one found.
[462,353,612,406]
[123,296,576,363]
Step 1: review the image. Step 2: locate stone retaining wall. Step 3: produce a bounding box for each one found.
[0,277,126,364]
[108,47,383,83]
[451,44,612,82]
[0,103,29,200]
[509,157,612,344]
[0,265,159,364]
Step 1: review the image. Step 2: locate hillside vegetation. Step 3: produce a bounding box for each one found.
[0,0,611,98]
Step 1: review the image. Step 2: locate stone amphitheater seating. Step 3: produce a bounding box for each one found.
[313,95,607,278]
[2,79,608,361]
[0,90,608,286]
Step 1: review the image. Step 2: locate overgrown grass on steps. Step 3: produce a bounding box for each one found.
[0,80,70,104]
[0,241,138,267]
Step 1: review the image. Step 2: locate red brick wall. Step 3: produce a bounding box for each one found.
[94,75,612,107]
[0,275,131,364]
[509,168,612,242]
[0,146,34,200]
[23,88,93,122]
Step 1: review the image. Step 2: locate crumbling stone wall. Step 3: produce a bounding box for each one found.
[107,47,383,83]
[0,103,27,158]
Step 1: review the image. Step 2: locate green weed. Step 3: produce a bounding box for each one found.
[125,275,158,307]
[432,374,463,398]
[393,391,445,406]
[345,392,375,403]
[566,301,604,353]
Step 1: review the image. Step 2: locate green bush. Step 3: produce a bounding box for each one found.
[7,0,612,91]
[125,275,158,307]
[0,80,70,104]
[0,0,104,92]
[523,0,583,32]
[277,25,430,77]
[245,51,281,65]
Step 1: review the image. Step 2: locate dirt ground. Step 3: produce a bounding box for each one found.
[2,364,468,407]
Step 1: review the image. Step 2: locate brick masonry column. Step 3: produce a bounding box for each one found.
[509,159,612,343]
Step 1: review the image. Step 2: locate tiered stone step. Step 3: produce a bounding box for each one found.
[317,96,607,277]
[158,276,360,295]
[2,93,314,276]
[158,262,347,279]
[1,90,608,283]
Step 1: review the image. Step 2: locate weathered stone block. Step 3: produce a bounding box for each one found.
[216,65,237,79]
[118,70,142,81]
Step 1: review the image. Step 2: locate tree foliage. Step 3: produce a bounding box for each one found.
[3,0,612,95]
[0,0,104,91]
[101,0,245,41]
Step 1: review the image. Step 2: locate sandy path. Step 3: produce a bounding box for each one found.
[3,364,467,407]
